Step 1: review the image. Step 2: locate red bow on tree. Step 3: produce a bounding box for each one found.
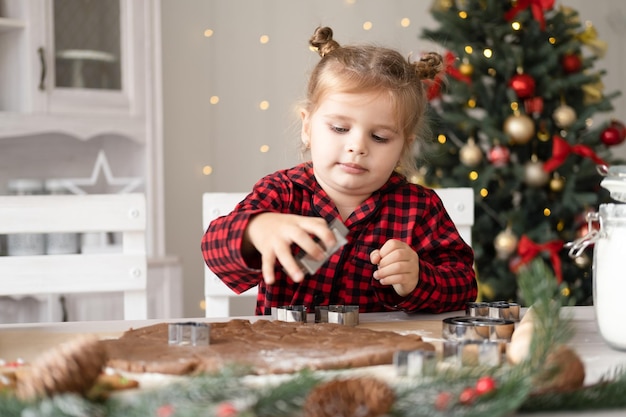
[426,51,472,100]
[543,135,608,172]
[513,235,564,283]
[504,0,555,30]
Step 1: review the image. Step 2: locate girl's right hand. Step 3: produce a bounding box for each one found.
[243,213,337,285]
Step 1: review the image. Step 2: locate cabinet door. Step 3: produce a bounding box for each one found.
[41,0,144,116]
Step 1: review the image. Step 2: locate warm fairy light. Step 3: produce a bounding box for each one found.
[483,48,493,58]
[557,220,565,231]
[469,171,479,181]
[511,102,519,111]
[345,0,356,4]
[199,300,206,310]
[458,11,468,19]
[260,145,270,153]
[363,21,373,30]
[480,188,488,197]
[544,208,551,216]
[260,35,269,44]
[467,98,477,108]
[511,21,521,30]
[202,165,213,176]
[210,96,219,104]
[437,134,447,144]
[549,37,556,44]
[400,18,410,27]
[204,29,214,37]
[464,45,473,54]
[561,287,571,297]
[259,100,270,110]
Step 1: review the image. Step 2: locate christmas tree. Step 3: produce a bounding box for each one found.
[417,0,625,304]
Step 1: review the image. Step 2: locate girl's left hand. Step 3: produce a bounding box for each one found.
[370,239,419,297]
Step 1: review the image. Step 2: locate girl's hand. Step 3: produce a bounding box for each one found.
[244,213,337,285]
[370,239,419,297]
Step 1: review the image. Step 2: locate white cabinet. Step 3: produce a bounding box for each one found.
[0,0,149,140]
[0,0,176,322]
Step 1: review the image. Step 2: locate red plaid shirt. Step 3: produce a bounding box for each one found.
[201,162,476,315]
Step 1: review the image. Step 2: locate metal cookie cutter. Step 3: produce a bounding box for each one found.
[488,301,520,321]
[466,301,490,317]
[315,305,359,326]
[442,340,502,367]
[272,305,308,323]
[295,219,349,275]
[394,349,437,377]
[442,316,515,342]
[168,322,210,346]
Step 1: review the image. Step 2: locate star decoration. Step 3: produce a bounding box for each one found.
[53,150,143,195]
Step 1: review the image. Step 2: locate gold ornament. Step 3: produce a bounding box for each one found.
[574,253,591,269]
[459,138,483,167]
[553,104,577,129]
[524,156,550,187]
[494,227,519,260]
[550,173,565,192]
[504,112,535,145]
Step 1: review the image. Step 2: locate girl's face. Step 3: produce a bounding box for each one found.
[301,90,409,201]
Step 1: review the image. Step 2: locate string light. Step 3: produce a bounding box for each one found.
[259,101,270,110]
[469,171,479,181]
[400,18,410,27]
[259,35,269,44]
[511,21,521,31]
[203,29,214,37]
[260,145,270,153]
[363,21,373,30]
[483,48,493,58]
[544,208,551,216]
[437,134,447,144]
[458,11,468,19]
[210,96,219,105]
[480,188,488,197]
[202,165,213,176]
[464,45,473,54]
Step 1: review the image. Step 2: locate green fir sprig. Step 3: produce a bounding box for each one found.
[2,259,626,416]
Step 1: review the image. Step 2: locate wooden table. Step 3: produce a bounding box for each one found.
[1,306,625,416]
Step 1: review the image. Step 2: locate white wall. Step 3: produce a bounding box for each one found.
[161,0,626,318]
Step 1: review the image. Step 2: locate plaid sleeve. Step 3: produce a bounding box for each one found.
[376,188,477,313]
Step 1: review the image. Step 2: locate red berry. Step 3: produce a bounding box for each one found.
[215,402,238,417]
[435,391,452,410]
[459,387,477,405]
[475,376,497,395]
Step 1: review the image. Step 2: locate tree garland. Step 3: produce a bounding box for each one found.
[2,259,626,416]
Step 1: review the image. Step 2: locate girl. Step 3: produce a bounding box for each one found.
[202,26,477,315]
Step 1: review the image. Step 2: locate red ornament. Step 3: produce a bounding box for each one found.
[459,387,477,405]
[508,73,536,99]
[475,376,497,395]
[488,144,511,167]
[435,391,453,411]
[157,404,175,417]
[609,119,626,140]
[561,53,582,73]
[600,126,625,146]
[215,402,238,417]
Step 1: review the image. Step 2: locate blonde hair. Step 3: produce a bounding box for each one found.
[303,26,443,179]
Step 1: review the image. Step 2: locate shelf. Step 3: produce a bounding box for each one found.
[0,17,25,32]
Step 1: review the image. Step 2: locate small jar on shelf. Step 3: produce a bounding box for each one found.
[6,179,45,256]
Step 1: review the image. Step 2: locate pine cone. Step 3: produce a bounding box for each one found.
[15,335,107,400]
[532,344,585,394]
[303,377,395,417]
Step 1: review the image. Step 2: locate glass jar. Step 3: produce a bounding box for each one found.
[590,204,626,350]
[6,179,45,256]
[44,179,79,255]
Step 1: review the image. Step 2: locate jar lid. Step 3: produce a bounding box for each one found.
[599,165,626,203]
[7,179,44,193]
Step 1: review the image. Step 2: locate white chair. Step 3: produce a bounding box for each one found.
[202,188,474,318]
[203,192,255,318]
[0,193,148,321]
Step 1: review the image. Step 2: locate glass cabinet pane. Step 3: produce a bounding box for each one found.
[53,0,121,90]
